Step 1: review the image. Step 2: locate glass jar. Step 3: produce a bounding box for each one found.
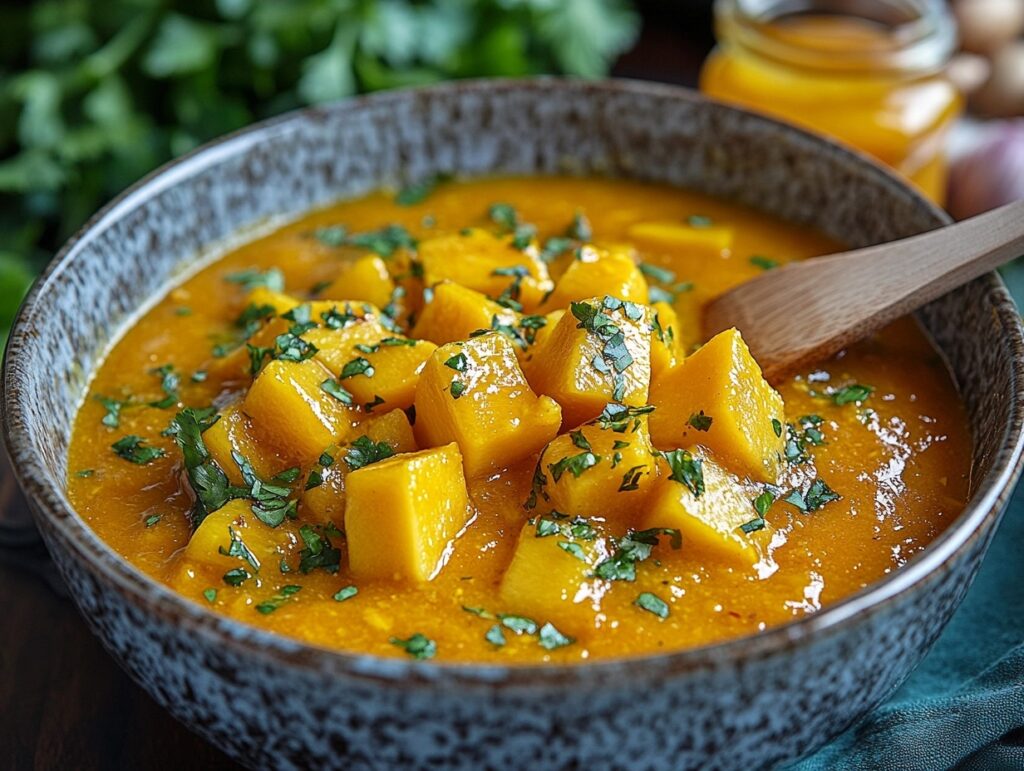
[700,0,962,203]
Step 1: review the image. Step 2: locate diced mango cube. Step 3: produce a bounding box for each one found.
[627,220,733,257]
[184,499,286,573]
[499,518,609,636]
[539,246,648,312]
[243,358,356,465]
[649,328,785,483]
[332,337,436,413]
[411,281,519,346]
[246,287,300,315]
[301,410,417,526]
[203,404,287,486]
[641,451,768,567]
[417,228,554,311]
[324,255,395,309]
[414,332,562,478]
[306,318,392,376]
[525,296,652,429]
[345,443,471,582]
[650,300,687,377]
[537,415,658,522]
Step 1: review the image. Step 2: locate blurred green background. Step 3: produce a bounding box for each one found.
[0,0,680,344]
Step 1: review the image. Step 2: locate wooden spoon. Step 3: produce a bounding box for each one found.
[703,198,1024,382]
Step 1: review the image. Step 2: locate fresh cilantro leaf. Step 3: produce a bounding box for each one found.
[111,435,165,465]
[634,592,669,619]
[390,632,436,660]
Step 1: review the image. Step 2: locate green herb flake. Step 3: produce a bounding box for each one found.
[444,352,469,372]
[548,451,600,482]
[166,408,228,527]
[390,632,437,660]
[687,411,713,432]
[333,585,358,602]
[255,584,302,615]
[94,394,129,428]
[339,356,374,380]
[143,513,161,528]
[749,255,779,270]
[76,469,95,478]
[635,591,670,619]
[225,267,284,292]
[148,363,181,409]
[202,588,217,603]
[344,435,395,471]
[661,449,704,497]
[485,624,507,647]
[754,490,775,517]
[639,263,675,284]
[498,614,538,635]
[687,215,713,228]
[618,465,646,492]
[450,380,467,399]
[538,622,575,650]
[832,384,874,405]
[557,541,587,561]
[395,173,449,206]
[594,528,682,582]
[222,567,250,587]
[771,418,783,437]
[297,524,341,574]
[320,378,354,405]
[111,435,165,465]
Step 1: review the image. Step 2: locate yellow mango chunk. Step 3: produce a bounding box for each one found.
[498,518,609,636]
[246,287,300,315]
[243,358,356,465]
[345,443,471,582]
[641,451,768,568]
[525,296,652,429]
[324,255,395,309]
[203,404,287,486]
[332,337,436,413]
[417,228,554,311]
[306,318,392,376]
[538,246,648,312]
[184,499,285,573]
[411,281,519,346]
[301,409,417,526]
[650,300,687,377]
[514,309,564,369]
[537,414,658,522]
[414,332,562,478]
[627,220,733,257]
[649,328,785,483]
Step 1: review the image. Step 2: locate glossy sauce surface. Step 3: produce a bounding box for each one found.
[67,177,971,662]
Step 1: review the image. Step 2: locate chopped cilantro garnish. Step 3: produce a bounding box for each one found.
[344,435,395,471]
[498,614,538,635]
[538,622,575,650]
[297,524,341,574]
[566,211,592,242]
[339,357,374,380]
[661,449,704,496]
[320,379,354,405]
[148,364,180,409]
[225,267,284,292]
[771,418,783,437]
[111,435,164,465]
[594,528,681,582]
[202,588,217,603]
[394,173,449,206]
[753,490,775,517]
[569,430,592,452]
[255,584,302,615]
[76,469,94,478]
[488,203,519,231]
[749,255,779,270]
[223,567,250,586]
[450,380,467,399]
[557,541,587,561]
[332,585,358,602]
[548,451,600,482]
[832,384,873,405]
[784,479,840,512]
[485,624,506,647]
[390,632,436,660]
[687,214,713,228]
[635,592,670,619]
[619,465,646,492]
[595,402,655,433]
[95,394,129,428]
[639,263,675,284]
[687,411,712,432]
[346,224,417,257]
[444,352,469,372]
[143,513,161,528]
[166,407,228,526]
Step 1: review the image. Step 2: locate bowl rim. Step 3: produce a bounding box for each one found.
[5,77,1024,686]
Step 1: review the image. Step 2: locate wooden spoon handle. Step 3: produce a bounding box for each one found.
[704,199,1024,381]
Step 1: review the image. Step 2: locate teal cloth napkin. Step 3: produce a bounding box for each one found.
[791,484,1024,770]
[794,269,1024,770]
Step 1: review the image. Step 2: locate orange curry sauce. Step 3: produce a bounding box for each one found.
[67,177,970,662]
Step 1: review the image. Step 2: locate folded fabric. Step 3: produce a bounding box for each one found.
[790,483,1024,770]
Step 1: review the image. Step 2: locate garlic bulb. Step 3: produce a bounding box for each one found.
[948,121,1024,219]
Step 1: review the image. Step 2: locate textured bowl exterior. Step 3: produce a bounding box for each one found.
[4,79,1024,770]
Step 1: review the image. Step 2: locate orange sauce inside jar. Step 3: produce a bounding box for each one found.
[700,0,962,203]
[65,177,971,663]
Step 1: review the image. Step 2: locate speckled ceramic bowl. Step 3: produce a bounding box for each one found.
[4,79,1024,770]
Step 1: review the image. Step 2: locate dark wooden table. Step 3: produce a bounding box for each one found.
[0,13,711,768]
